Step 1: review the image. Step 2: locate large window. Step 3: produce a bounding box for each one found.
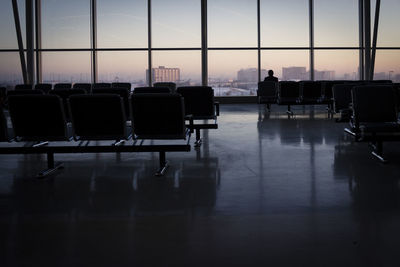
[261,0,309,47]
[314,50,359,80]
[314,0,358,47]
[97,51,147,87]
[208,0,257,47]
[208,50,258,96]
[261,50,310,81]
[42,52,91,84]
[42,0,91,49]
[152,0,200,48]
[1,1,400,92]
[97,0,147,48]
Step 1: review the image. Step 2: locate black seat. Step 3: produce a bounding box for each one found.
[133,87,170,94]
[15,84,33,90]
[0,87,6,109]
[8,95,70,142]
[7,89,44,96]
[154,82,176,93]
[349,85,400,162]
[69,94,130,141]
[35,83,52,93]
[93,83,112,89]
[54,83,72,90]
[49,89,86,121]
[176,86,219,147]
[131,93,187,140]
[73,83,92,93]
[367,80,392,84]
[92,88,131,119]
[277,81,300,115]
[112,83,132,91]
[299,81,321,104]
[0,107,9,142]
[332,83,361,122]
[257,81,277,111]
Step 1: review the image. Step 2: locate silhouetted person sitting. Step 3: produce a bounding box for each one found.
[264,70,278,82]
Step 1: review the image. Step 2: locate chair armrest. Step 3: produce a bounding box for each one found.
[214,101,220,116]
[186,114,194,133]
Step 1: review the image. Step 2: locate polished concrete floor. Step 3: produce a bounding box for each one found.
[1,104,400,267]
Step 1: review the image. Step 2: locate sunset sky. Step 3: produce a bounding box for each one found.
[0,0,399,83]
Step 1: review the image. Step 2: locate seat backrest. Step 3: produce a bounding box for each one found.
[73,83,92,92]
[92,88,131,118]
[93,83,112,89]
[0,108,8,142]
[332,83,358,112]
[0,87,6,108]
[320,80,347,98]
[15,84,33,90]
[54,83,72,90]
[131,93,186,140]
[154,82,176,93]
[300,81,322,98]
[133,87,170,94]
[8,95,69,141]
[176,86,215,118]
[112,83,132,90]
[278,81,300,98]
[352,85,397,124]
[7,89,44,96]
[50,89,86,121]
[69,94,128,140]
[367,80,392,84]
[35,83,52,93]
[257,81,277,97]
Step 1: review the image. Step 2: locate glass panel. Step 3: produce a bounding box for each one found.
[42,0,91,48]
[42,52,91,84]
[314,50,359,80]
[97,0,147,48]
[374,50,400,82]
[260,0,309,47]
[208,0,257,47]
[208,50,257,96]
[314,0,358,47]
[152,0,200,48]
[0,0,25,49]
[377,0,400,47]
[151,51,201,86]
[261,50,309,81]
[0,53,24,88]
[97,51,147,88]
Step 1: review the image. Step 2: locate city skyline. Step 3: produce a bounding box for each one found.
[0,0,399,91]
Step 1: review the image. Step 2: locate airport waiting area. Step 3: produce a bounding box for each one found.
[1,81,400,266]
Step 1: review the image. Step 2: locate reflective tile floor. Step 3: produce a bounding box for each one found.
[1,104,400,266]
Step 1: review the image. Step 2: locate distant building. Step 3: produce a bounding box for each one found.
[315,70,335,80]
[374,72,387,80]
[394,74,400,83]
[237,68,268,82]
[146,66,180,84]
[282,67,307,81]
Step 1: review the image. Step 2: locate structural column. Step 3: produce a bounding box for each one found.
[26,0,35,84]
[201,0,208,86]
[91,0,98,83]
[309,0,314,81]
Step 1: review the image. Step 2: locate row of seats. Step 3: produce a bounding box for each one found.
[343,84,400,162]
[257,80,393,115]
[1,85,220,147]
[12,81,177,94]
[0,93,191,177]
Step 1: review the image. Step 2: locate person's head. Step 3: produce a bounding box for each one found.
[268,70,274,76]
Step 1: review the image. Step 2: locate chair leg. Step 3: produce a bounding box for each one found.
[370,141,388,163]
[194,128,202,147]
[155,151,169,176]
[37,152,64,178]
